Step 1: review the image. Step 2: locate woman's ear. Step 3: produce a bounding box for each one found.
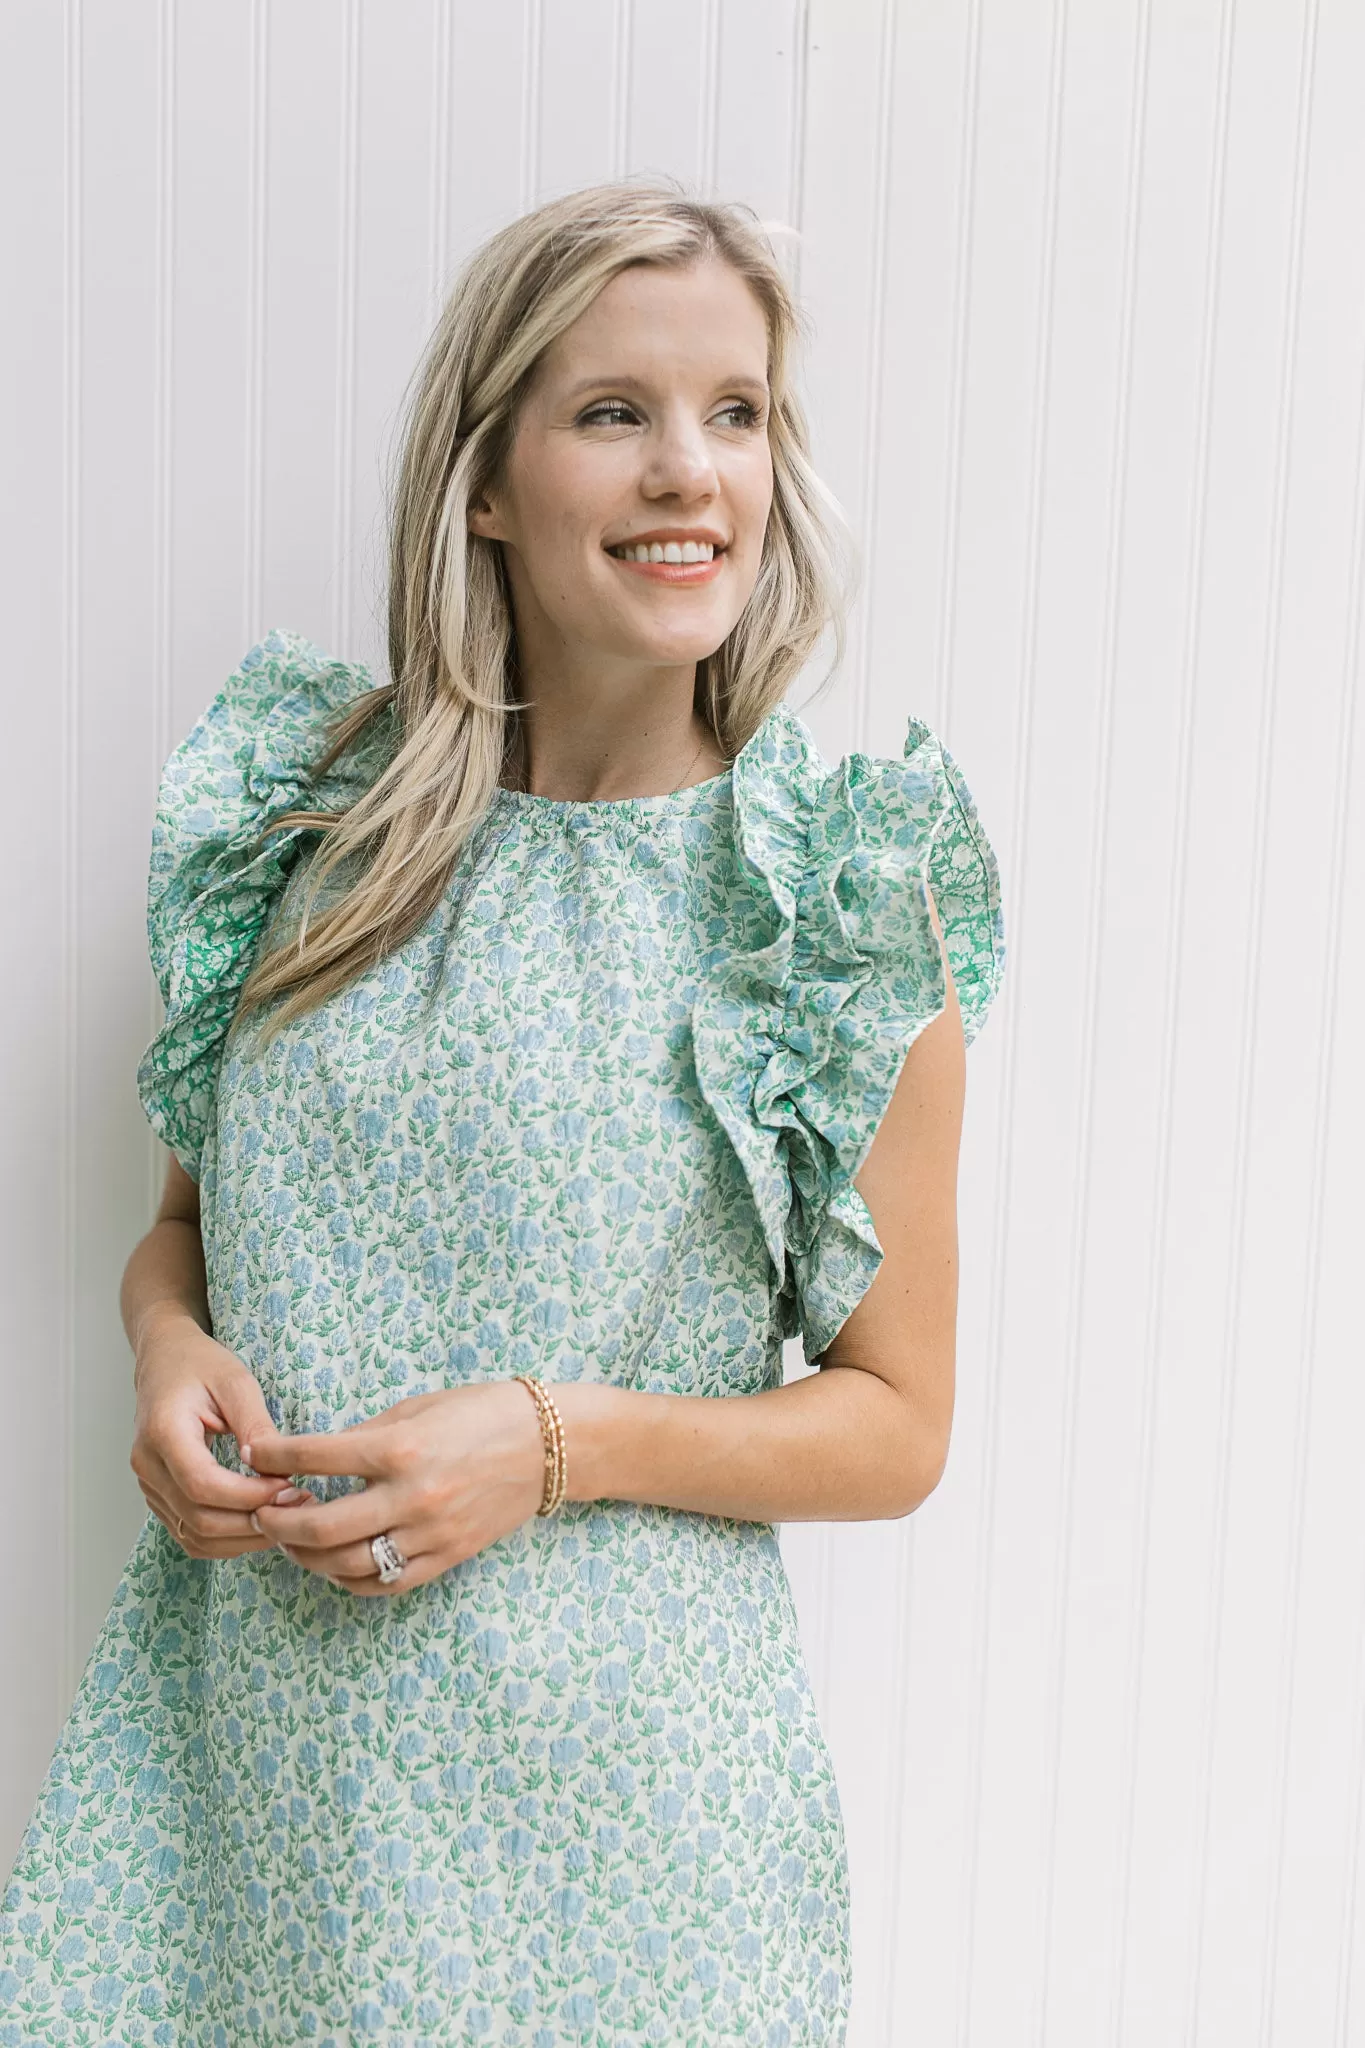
[467,493,505,543]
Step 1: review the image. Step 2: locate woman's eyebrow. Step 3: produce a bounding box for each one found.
[563,372,770,399]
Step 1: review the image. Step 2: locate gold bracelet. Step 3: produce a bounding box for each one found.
[512,1374,568,1516]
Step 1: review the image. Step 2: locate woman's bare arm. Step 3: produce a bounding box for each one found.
[121,1155,212,1385]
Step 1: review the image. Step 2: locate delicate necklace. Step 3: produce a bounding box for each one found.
[505,728,718,797]
[667,735,708,795]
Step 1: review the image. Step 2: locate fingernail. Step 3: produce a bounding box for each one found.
[250,1511,262,1533]
[274,1486,309,1504]
[241,1444,252,1462]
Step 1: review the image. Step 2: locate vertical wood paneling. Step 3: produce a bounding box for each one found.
[2,6,1363,2044]
[1095,7,1236,2041]
[148,0,178,1222]
[1192,12,1320,2041]
[1030,9,1150,2044]
[351,0,440,655]
[332,0,363,653]
[57,0,82,1750]
[72,0,169,1686]
[0,0,68,1791]
[1272,25,1365,2030]
[261,6,347,632]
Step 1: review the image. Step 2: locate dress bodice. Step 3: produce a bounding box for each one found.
[139,626,1007,1396]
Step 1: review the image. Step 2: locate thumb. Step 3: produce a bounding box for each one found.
[211,1369,281,1473]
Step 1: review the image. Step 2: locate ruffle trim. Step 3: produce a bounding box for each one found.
[692,701,1006,1365]
[136,627,389,1180]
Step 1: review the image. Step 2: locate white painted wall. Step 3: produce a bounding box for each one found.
[3,3,1362,2042]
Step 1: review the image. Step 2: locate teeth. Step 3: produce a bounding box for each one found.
[610,540,717,563]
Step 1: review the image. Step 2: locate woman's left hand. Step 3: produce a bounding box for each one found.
[242,1380,549,1595]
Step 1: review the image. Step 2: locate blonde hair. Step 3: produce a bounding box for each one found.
[237,175,857,1049]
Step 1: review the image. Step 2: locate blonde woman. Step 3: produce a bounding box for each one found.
[1,180,1005,2044]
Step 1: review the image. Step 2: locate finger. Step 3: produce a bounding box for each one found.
[276,1521,422,1581]
[149,1433,258,1515]
[158,1422,296,1514]
[242,1427,389,1482]
[214,1375,287,1472]
[146,1494,276,1557]
[148,1436,311,1520]
[179,1491,311,1541]
[141,1481,192,1534]
[321,1550,436,1597]
[141,1485,178,1531]
[143,1453,310,1535]
[251,1483,401,1553]
[179,1528,278,1558]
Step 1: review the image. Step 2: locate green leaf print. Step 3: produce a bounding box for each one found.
[1,627,1005,2047]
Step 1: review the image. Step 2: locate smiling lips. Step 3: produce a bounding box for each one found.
[605,535,726,583]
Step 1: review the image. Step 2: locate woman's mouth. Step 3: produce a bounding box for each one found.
[605,539,726,584]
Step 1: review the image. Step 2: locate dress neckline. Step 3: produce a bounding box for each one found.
[491,763,735,819]
[486,695,809,821]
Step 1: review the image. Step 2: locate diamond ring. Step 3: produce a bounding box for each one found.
[370,1532,407,1584]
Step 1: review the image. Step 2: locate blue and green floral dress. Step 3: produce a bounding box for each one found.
[0,628,1005,2047]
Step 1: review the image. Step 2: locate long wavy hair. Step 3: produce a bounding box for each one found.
[235,175,858,1051]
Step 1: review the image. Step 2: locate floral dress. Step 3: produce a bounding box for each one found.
[0,628,1005,2048]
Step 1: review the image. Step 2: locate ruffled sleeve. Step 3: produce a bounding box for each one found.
[691,701,1007,1365]
[136,626,390,1182]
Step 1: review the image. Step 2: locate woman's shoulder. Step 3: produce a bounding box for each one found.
[137,626,389,1181]
[155,625,386,824]
[696,692,1007,1362]
[726,693,1007,1045]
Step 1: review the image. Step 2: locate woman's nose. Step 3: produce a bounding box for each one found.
[641,416,720,496]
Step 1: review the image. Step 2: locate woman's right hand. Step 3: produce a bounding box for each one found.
[130,1308,309,1558]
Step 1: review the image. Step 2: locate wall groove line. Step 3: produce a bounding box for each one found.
[332,0,362,654]
[425,0,452,331]
[609,0,631,180]
[244,0,270,639]
[698,0,722,195]
[850,0,897,757]
[1016,8,1087,2048]
[858,0,908,2035]
[944,6,997,2043]
[1181,0,1312,2039]
[520,0,543,215]
[147,0,177,1217]
[1111,2,1237,2036]
[786,0,810,282]
[1076,8,1159,2047]
[1241,6,1323,2043]
[59,0,83,1718]
[1326,223,1365,2048]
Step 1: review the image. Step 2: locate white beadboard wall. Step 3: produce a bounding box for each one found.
[2,2,1362,2043]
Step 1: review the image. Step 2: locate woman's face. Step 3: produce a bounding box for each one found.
[469,258,775,683]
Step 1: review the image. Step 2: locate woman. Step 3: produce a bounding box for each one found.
[0,180,1005,2045]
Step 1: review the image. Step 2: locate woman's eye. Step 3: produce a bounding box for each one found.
[579,399,765,429]
[718,400,764,428]
[581,401,637,427]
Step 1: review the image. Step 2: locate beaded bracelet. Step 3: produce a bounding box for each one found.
[512,1374,568,1517]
